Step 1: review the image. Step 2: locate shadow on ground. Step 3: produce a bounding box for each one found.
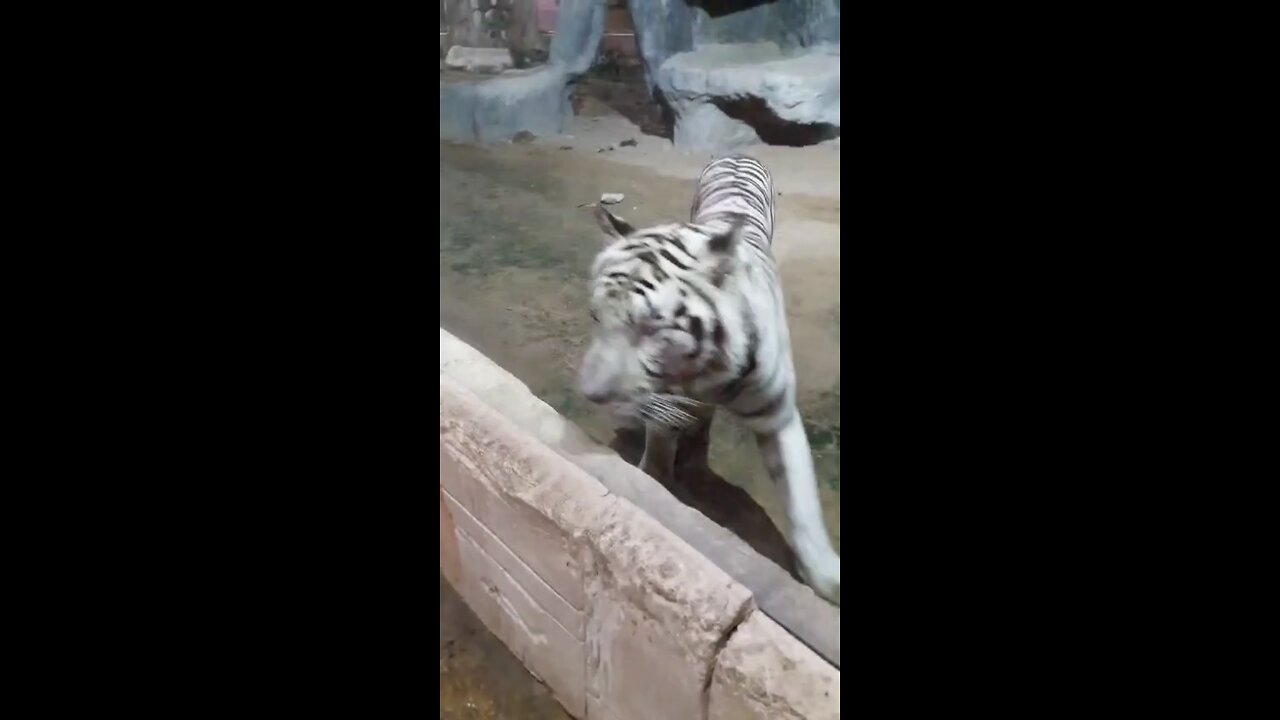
[609,426,801,581]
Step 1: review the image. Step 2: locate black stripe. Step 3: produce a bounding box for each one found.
[658,248,690,270]
[707,228,733,254]
[662,235,691,257]
[756,348,785,394]
[640,290,656,314]
[739,391,786,420]
[754,433,786,482]
[720,324,759,404]
[688,315,704,344]
[741,194,768,214]
[635,278,654,290]
[676,275,716,313]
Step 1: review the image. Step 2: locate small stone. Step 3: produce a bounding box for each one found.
[512,130,535,143]
[600,193,624,205]
[559,145,573,150]
[619,138,637,147]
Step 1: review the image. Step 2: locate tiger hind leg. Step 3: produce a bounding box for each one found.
[755,409,841,605]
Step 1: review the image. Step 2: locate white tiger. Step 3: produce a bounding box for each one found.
[578,155,841,604]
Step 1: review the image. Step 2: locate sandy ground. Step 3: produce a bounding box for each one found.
[544,94,841,204]
[438,118,842,542]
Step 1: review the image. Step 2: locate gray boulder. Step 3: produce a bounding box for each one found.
[690,0,841,47]
[656,41,840,153]
[439,0,604,143]
[548,0,608,74]
[626,0,841,96]
[440,67,572,143]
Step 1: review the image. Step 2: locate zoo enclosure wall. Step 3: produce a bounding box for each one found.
[440,328,840,720]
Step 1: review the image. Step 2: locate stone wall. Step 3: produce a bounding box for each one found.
[439,328,841,719]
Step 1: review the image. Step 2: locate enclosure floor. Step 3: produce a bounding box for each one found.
[438,136,841,566]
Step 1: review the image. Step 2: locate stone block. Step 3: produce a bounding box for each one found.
[439,377,593,613]
[440,486,462,585]
[708,611,840,720]
[440,371,766,719]
[583,498,755,720]
[446,514,587,717]
[442,490,583,641]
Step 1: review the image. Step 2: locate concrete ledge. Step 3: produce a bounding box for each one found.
[439,328,841,719]
[440,328,841,669]
[442,376,753,719]
[709,611,841,720]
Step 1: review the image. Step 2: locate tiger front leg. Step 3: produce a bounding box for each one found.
[676,403,717,471]
[638,421,679,482]
[754,410,842,605]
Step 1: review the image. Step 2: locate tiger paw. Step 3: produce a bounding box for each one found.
[638,457,674,483]
[800,555,841,606]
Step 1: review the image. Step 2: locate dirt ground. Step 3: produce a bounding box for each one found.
[438,132,842,547]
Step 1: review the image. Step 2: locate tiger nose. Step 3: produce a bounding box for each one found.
[584,388,615,404]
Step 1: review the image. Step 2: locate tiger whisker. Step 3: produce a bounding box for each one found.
[653,393,703,408]
[640,394,698,429]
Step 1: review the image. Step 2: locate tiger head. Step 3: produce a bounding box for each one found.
[579,205,746,426]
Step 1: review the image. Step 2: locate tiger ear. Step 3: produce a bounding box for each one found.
[595,205,634,244]
[706,215,746,286]
[706,214,747,256]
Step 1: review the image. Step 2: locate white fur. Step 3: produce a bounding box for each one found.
[580,157,841,605]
